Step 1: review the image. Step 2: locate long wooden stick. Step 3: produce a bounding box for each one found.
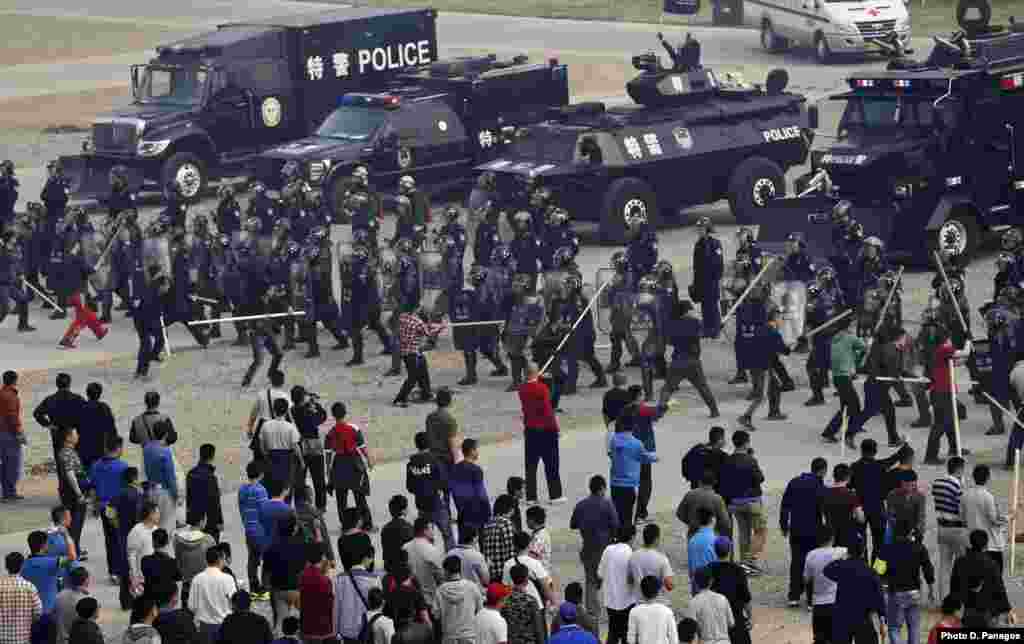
[540,279,612,375]
[932,251,969,336]
[722,257,775,324]
[870,266,905,341]
[1013,449,1020,576]
[979,391,1024,433]
[806,309,854,339]
[160,315,172,358]
[841,408,849,461]
[187,311,307,326]
[447,320,505,328]
[951,358,962,457]
[21,278,64,313]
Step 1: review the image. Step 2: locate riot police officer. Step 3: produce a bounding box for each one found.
[736,227,763,273]
[527,184,553,239]
[0,160,18,230]
[187,214,218,329]
[110,210,143,315]
[690,216,722,338]
[503,273,545,391]
[734,279,769,394]
[302,230,349,358]
[40,160,69,255]
[995,250,1018,301]
[392,196,419,249]
[217,233,248,345]
[634,275,666,401]
[216,184,243,237]
[451,266,498,385]
[343,239,392,366]
[803,268,844,406]
[267,235,298,351]
[104,165,136,225]
[247,181,278,235]
[605,251,642,373]
[384,238,421,377]
[165,227,209,348]
[398,175,430,228]
[975,305,1016,440]
[626,211,658,278]
[238,252,283,389]
[162,180,188,232]
[0,230,34,331]
[473,201,502,267]
[552,260,605,393]
[132,267,168,380]
[21,203,48,301]
[541,207,579,271]
[509,211,542,282]
[853,235,887,306]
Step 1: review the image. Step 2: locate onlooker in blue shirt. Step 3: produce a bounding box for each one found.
[449,438,492,533]
[687,507,719,595]
[259,482,295,550]
[238,461,270,597]
[22,530,69,613]
[550,602,599,644]
[780,457,827,608]
[608,421,658,529]
[90,436,129,581]
[141,421,178,538]
[46,506,81,588]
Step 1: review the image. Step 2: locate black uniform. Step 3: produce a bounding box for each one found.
[541,226,579,271]
[239,265,283,388]
[607,271,641,371]
[0,236,32,330]
[450,285,506,384]
[247,191,278,235]
[554,290,605,392]
[217,196,243,237]
[40,174,70,262]
[0,172,18,230]
[691,234,723,338]
[627,229,659,277]
[510,232,543,280]
[343,251,392,364]
[266,245,297,350]
[302,245,348,358]
[473,217,502,267]
[132,278,165,378]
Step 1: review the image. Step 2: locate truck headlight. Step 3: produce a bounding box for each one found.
[137,139,170,157]
[893,183,911,198]
[308,160,331,184]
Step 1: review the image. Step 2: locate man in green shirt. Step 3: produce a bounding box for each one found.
[822,319,866,448]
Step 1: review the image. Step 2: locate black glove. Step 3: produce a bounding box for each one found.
[687,284,697,301]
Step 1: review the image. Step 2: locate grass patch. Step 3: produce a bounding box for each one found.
[0,14,191,67]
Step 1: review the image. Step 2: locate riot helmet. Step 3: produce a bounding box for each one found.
[816,265,837,285]
[286,240,302,258]
[0,160,14,176]
[476,172,497,192]
[273,218,291,236]
[444,205,460,224]
[846,221,865,241]
[243,217,262,234]
[552,246,576,269]
[512,211,532,233]
[611,250,628,273]
[807,283,822,299]
[1003,228,1023,252]
[997,252,1015,272]
[831,200,853,225]
[862,236,883,259]
[352,244,370,262]
[564,273,582,294]
[398,175,415,195]
[529,186,551,209]
[469,265,488,286]
[395,238,415,256]
[491,244,513,267]
[626,210,649,231]
[785,232,805,254]
[695,216,713,236]
[47,159,63,177]
[281,160,301,181]
[218,184,235,200]
[547,207,569,227]
[352,165,369,187]
[638,275,658,293]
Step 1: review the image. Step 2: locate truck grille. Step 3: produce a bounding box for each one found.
[93,122,137,152]
[856,19,897,38]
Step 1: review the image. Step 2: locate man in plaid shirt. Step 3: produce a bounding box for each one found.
[393,306,446,408]
[0,552,42,644]
[481,494,518,581]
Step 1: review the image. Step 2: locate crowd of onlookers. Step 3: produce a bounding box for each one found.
[0,365,1021,644]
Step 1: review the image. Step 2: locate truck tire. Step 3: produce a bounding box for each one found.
[161,152,207,202]
[932,212,980,263]
[727,157,785,225]
[600,177,658,245]
[814,33,833,64]
[761,21,787,51]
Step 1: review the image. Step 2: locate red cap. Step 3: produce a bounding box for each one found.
[486,583,512,605]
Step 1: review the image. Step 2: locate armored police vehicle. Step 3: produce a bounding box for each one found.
[472,33,814,243]
[59,7,438,201]
[758,1,1024,263]
[254,54,570,217]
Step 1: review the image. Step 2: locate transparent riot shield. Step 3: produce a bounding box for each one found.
[542,270,569,311]
[419,250,445,317]
[80,229,114,292]
[330,225,352,308]
[335,241,355,310]
[378,247,398,311]
[594,268,617,334]
[521,294,546,339]
[771,280,807,346]
[289,259,308,312]
[141,235,172,287]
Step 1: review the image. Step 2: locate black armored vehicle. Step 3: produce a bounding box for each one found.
[758,0,1024,263]
[59,7,438,201]
[471,32,814,242]
[253,53,570,216]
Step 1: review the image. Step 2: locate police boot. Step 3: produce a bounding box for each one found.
[606,344,622,374]
[282,323,295,351]
[641,368,654,402]
[232,324,248,346]
[346,334,364,366]
[50,296,67,320]
[331,328,349,351]
[729,370,749,385]
[17,302,35,332]
[506,356,524,392]
[305,325,320,358]
[459,352,478,386]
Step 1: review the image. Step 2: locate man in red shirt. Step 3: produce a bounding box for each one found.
[324,402,374,529]
[0,370,26,501]
[924,327,971,465]
[299,543,334,643]
[518,365,564,505]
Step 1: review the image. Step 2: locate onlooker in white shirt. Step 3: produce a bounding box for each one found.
[501,531,553,609]
[598,525,638,644]
[627,576,678,644]
[628,523,675,597]
[248,371,291,439]
[188,547,238,644]
[476,582,511,644]
[802,527,846,644]
[962,464,1012,571]
[688,568,733,644]
[126,502,160,597]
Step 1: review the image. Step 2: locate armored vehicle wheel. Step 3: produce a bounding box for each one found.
[761,21,788,51]
[600,177,658,244]
[814,34,833,64]
[932,212,980,262]
[728,157,785,225]
[161,152,207,202]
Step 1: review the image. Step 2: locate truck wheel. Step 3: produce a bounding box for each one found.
[814,34,833,64]
[600,177,658,245]
[728,157,785,224]
[761,21,787,51]
[933,212,980,262]
[161,152,207,202]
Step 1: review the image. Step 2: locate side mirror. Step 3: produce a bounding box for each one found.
[808,104,820,130]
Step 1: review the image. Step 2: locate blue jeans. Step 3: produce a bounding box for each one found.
[886,590,921,644]
[0,433,23,497]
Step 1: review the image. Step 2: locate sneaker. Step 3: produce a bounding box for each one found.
[737,415,755,431]
[822,435,840,444]
[252,591,271,602]
[787,600,800,608]
[804,397,825,407]
[986,427,1006,436]
[765,412,788,421]
[549,497,568,505]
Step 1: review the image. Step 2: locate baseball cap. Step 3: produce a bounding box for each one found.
[486,583,511,605]
[559,602,578,623]
[714,535,733,551]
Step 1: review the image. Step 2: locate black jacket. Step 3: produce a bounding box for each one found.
[718,451,764,504]
[186,463,224,529]
[381,518,415,573]
[681,443,728,489]
[406,451,446,513]
[291,402,327,440]
[217,611,273,644]
[77,400,117,467]
[68,619,104,644]
[129,410,178,446]
[33,389,86,431]
[392,622,436,644]
[849,447,907,515]
[154,608,199,644]
[141,551,182,605]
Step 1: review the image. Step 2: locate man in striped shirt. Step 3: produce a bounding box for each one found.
[931,456,967,601]
[393,306,446,408]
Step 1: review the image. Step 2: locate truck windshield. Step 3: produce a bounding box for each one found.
[316,107,389,141]
[506,128,579,163]
[136,65,207,106]
[840,96,937,131]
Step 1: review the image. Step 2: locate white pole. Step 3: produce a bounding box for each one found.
[722,257,775,324]
[540,279,613,375]
[841,408,849,461]
[805,309,854,339]
[187,311,307,326]
[950,358,962,457]
[447,320,505,328]
[1013,449,1020,577]
[160,315,172,358]
[21,278,64,313]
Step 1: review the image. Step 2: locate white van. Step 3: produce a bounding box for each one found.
[745,0,911,62]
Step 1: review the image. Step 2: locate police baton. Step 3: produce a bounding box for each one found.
[187,311,307,326]
[187,294,219,305]
[865,265,905,351]
[21,278,64,314]
[721,257,776,325]
[932,251,970,336]
[539,279,612,376]
[804,309,853,339]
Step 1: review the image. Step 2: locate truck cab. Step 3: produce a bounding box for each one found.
[61,7,438,201]
[254,54,570,216]
[749,0,910,63]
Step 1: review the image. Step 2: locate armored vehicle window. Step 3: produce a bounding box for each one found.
[841,96,937,130]
[137,65,207,106]
[315,107,390,141]
[238,61,284,92]
[506,128,579,162]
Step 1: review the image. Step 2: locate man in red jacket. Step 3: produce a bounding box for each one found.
[518,365,565,505]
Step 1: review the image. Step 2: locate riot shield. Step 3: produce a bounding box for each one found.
[232,231,273,258]
[289,259,308,312]
[336,242,355,309]
[418,250,445,317]
[378,247,398,311]
[633,292,663,355]
[542,270,569,311]
[80,229,114,292]
[594,268,617,334]
[521,294,546,338]
[142,235,172,287]
[772,280,807,346]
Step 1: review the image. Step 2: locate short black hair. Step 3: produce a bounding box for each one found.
[617,524,636,543]
[50,505,68,524]
[525,505,546,526]
[68,566,90,588]
[942,595,963,616]
[817,525,834,547]
[564,582,583,604]
[76,597,99,620]
[123,467,139,485]
[414,516,434,535]
[510,563,529,585]
[2,370,16,386]
[640,575,661,599]
[306,542,327,565]
[973,464,991,486]
[341,508,364,531]
[969,529,989,551]
[459,525,478,545]
[678,618,698,643]
[697,507,714,526]
[130,596,159,624]
[206,547,224,566]
[389,495,409,517]
[200,444,216,462]
[513,531,532,551]
[861,438,878,456]
[589,475,607,495]
[443,555,462,575]
[643,523,660,546]
[732,430,750,448]
[107,435,124,453]
[811,457,828,474]
[291,385,307,406]
[282,616,299,636]
[152,528,169,549]
[414,432,429,451]
[493,494,515,517]
[272,397,290,417]
[436,388,452,407]
[56,373,71,389]
[462,438,478,454]
[86,382,102,400]
[144,391,160,408]
[833,463,850,482]
[709,427,725,443]
[246,461,263,480]
[948,456,966,475]
[28,530,48,553]
[367,587,385,611]
[269,370,285,387]
[332,402,347,418]
[6,552,24,574]
[507,477,524,494]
